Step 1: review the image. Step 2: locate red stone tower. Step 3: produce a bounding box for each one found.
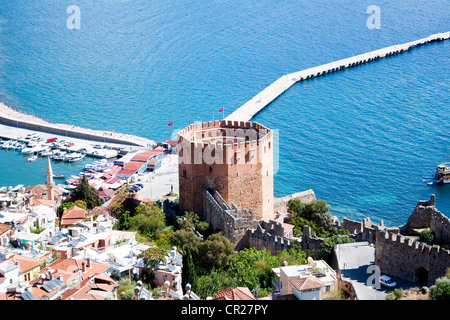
[177,120,274,221]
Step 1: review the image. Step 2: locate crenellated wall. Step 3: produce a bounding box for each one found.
[203,188,293,254]
[375,229,450,286]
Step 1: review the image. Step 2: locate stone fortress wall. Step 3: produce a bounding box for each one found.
[374,195,450,286]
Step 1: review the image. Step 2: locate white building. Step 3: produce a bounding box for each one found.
[272,258,338,300]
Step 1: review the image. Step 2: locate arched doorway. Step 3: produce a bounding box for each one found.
[415,267,429,285]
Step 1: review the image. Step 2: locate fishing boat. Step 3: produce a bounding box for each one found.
[28,154,38,162]
[53,173,66,179]
[422,162,450,185]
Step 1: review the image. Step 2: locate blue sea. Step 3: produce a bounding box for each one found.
[0,0,448,226]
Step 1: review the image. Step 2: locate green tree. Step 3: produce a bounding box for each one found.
[118,211,131,230]
[197,233,235,271]
[169,229,201,257]
[135,202,162,216]
[195,269,238,299]
[430,268,450,300]
[58,201,74,217]
[73,200,87,210]
[319,235,355,264]
[70,175,102,209]
[182,246,198,292]
[229,248,279,290]
[129,213,166,240]
[138,247,169,274]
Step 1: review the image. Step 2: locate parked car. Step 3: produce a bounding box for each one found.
[380,275,397,288]
[47,137,58,143]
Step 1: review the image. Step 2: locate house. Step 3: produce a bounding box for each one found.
[135,246,183,296]
[4,254,41,282]
[163,140,178,154]
[25,184,63,207]
[23,257,111,300]
[11,231,46,249]
[0,187,28,211]
[60,273,119,300]
[29,203,57,238]
[61,206,86,226]
[0,260,20,293]
[52,227,113,259]
[83,242,150,279]
[98,188,116,203]
[0,224,12,247]
[282,223,295,238]
[271,258,338,300]
[289,276,326,300]
[147,158,162,172]
[215,287,256,300]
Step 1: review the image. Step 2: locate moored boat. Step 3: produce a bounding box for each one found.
[28,154,38,162]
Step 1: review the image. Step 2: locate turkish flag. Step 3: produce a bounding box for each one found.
[219,108,224,112]
[168,122,173,126]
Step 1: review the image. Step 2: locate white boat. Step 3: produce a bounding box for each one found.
[22,144,43,154]
[41,149,57,156]
[67,153,85,162]
[37,146,52,155]
[28,155,38,162]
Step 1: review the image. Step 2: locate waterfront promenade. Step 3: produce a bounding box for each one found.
[226,31,450,122]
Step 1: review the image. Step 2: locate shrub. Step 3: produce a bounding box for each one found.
[385,292,395,300]
[430,273,450,300]
[393,288,404,299]
[420,229,435,244]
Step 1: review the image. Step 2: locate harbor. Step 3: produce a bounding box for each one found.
[226,31,450,122]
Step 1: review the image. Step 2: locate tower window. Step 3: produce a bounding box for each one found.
[209,166,212,172]
[182,170,187,178]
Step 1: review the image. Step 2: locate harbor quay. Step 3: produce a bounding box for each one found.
[0,102,156,159]
[0,102,156,149]
[226,31,450,122]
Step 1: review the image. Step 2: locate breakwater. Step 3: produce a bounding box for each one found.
[226,31,450,122]
[0,102,155,147]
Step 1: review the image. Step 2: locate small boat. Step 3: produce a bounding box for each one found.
[424,163,450,185]
[66,153,85,162]
[28,155,38,162]
[53,173,66,179]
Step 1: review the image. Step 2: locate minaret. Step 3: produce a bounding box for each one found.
[46,156,55,201]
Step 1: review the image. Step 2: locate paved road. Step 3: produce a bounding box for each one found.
[134,154,179,201]
[336,242,419,300]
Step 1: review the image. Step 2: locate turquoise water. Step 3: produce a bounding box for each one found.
[0,1,448,226]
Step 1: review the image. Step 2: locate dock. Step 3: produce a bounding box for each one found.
[226,31,450,122]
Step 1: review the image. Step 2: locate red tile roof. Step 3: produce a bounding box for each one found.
[123,161,145,171]
[0,223,12,235]
[131,152,153,162]
[289,276,325,293]
[27,258,112,300]
[6,254,41,273]
[165,140,178,146]
[215,287,256,300]
[117,169,136,177]
[61,206,86,226]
